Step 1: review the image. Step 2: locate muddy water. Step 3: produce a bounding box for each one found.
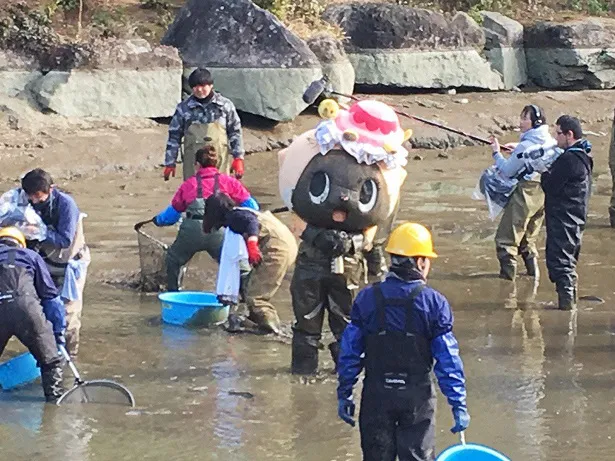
[2,143,615,461]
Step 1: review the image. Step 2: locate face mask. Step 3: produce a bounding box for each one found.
[30,195,51,213]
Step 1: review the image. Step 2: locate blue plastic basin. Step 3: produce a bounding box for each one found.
[437,443,511,461]
[0,352,40,391]
[159,291,229,327]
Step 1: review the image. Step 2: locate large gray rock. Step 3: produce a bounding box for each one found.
[525,19,615,89]
[481,12,527,89]
[0,50,42,96]
[32,39,182,117]
[323,4,504,90]
[307,34,355,101]
[162,0,322,121]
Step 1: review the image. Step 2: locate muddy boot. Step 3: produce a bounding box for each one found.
[556,283,577,311]
[248,308,281,335]
[328,342,340,373]
[498,256,517,281]
[41,362,65,404]
[522,255,539,279]
[291,332,319,375]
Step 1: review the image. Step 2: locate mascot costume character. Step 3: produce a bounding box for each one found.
[278,98,411,375]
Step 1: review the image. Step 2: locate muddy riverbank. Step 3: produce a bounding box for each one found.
[1,89,615,460]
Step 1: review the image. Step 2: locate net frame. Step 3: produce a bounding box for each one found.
[56,379,136,407]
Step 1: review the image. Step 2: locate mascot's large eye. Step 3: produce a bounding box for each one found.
[309,171,330,204]
[359,179,378,213]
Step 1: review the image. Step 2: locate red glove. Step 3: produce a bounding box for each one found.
[246,238,262,267]
[231,158,244,179]
[163,165,176,181]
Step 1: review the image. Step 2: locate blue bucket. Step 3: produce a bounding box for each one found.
[437,443,511,461]
[159,291,229,327]
[0,352,40,391]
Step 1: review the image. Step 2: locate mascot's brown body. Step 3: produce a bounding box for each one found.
[278,99,410,374]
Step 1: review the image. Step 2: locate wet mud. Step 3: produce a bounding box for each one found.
[1,90,615,460]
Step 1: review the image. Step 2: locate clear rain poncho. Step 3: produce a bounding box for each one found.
[0,188,47,240]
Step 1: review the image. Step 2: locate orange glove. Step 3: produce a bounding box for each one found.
[231,158,244,179]
[163,165,176,181]
[246,238,262,267]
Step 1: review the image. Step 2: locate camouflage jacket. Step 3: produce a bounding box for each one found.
[164,93,245,166]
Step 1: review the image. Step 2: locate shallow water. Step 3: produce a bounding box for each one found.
[2,145,615,461]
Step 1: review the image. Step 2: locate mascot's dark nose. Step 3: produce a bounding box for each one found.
[340,194,350,202]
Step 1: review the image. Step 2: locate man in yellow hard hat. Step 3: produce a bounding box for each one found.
[0,227,66,402]
[336,222,470,460]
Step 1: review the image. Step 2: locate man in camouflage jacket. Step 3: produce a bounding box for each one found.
[163,68,245,181]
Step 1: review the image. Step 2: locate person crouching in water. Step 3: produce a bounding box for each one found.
[202,193,298,334]
[152,146,259,291]
[337,223,469,460]
[489,104,557,280]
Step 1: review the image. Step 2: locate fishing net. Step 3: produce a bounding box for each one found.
[135,222,168,292]
[57,380,136,406]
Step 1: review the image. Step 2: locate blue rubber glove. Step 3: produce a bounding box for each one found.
[338,397,356,427]
[154,205,181,227]
[451,406,470,433]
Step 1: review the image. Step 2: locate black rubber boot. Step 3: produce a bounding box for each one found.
[328,342,340,373]
[498,256,517,281]
[609,208,615,228]
[523,255,539,278]
[41,362,65,404]
[556,283,577,311]
[291,333,319,375]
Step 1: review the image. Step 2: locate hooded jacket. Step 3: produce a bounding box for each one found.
[493,124,558,181]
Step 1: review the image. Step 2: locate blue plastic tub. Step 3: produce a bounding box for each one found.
[0,352,40,391]
[159,291,229,327]
[437,443,511,461]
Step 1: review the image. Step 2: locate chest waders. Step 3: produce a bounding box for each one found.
[183,121,231,180]
[165,172,225,291]
[360,283,437,461]
[0,250,64,402]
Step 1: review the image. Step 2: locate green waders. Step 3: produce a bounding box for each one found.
[495,179,545,280]
[608,109,615,227]
[243,210,298,333]
[183,122,232,180]
[166,172,224,291]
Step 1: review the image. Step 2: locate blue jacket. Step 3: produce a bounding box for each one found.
[0,245,65,335]
[337,274,467,411]
[33,188,81,249]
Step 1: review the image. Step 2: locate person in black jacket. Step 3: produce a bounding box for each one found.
[541,115,593,310]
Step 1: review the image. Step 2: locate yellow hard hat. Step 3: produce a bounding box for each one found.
[385,222,438,258]
[0,226,26,248]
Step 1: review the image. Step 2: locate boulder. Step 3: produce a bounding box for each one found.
[32,39,182,117]
[322,4,504,90]
[306,34,355,101]
[481,12,527,89]
[0,50,42,96]
[162,0,322,122]
[525,19,615,89]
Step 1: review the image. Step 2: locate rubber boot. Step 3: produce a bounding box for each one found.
[498,256,517,281]
[248,308,281,335]
[556,283,577,311]
[610,208,615,228]
[523,255,539,278]
[41,362,65,404]
[291,333,319,375]
[328,342,340,373]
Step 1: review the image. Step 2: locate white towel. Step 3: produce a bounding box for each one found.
[216,227,248,304]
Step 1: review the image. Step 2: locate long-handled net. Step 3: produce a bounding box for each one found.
[135,220,168,292]
[56,346,135,407]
